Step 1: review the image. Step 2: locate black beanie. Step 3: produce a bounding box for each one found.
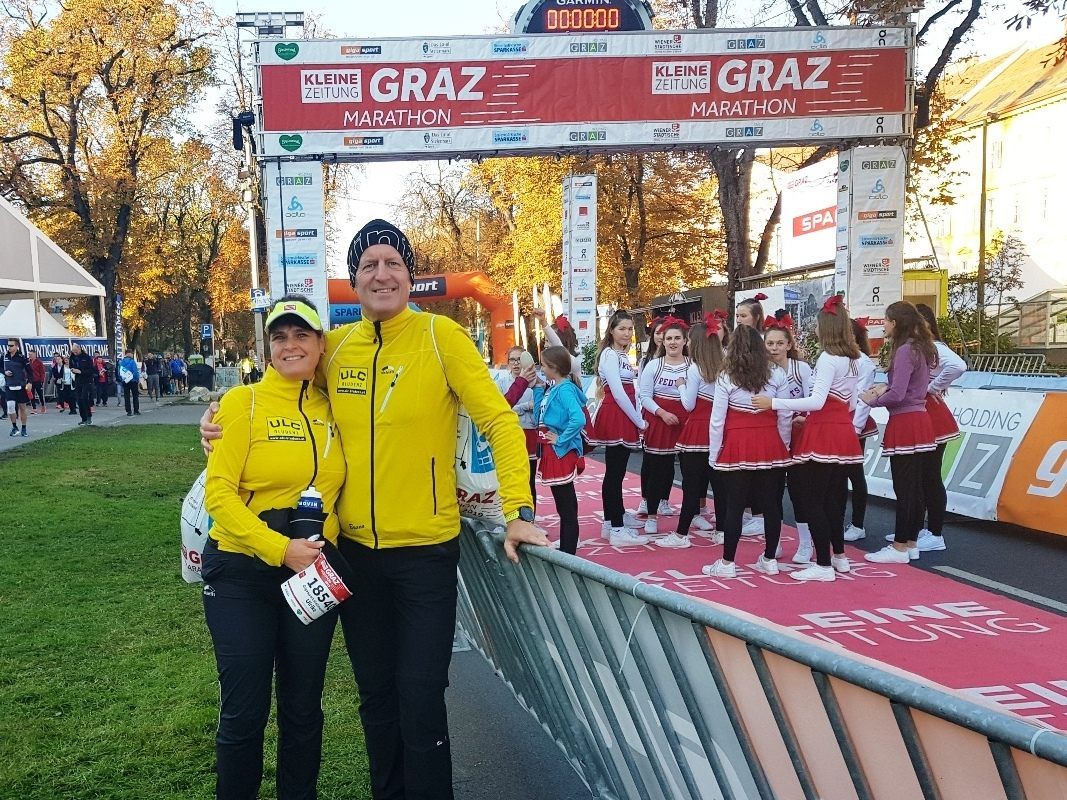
[347,219,416,286]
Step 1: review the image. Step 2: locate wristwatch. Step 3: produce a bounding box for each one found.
[504,506,535,524]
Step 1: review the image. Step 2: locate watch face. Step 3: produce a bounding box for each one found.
[518,507,535,523]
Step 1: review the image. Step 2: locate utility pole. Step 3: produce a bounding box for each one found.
[977,112,998,354]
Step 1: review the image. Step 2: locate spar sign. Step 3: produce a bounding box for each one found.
[255,28,910,159]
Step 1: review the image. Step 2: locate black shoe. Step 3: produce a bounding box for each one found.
[134,412,141,416]
[69,412,77,416]
[127,412,132,416]
[8,428,17,437]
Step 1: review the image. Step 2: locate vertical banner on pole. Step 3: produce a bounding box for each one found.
[561,174,598,349]
[114,293,124,357]
[846,145,905,338]
[262,161,329,317]
[834,152,851,301]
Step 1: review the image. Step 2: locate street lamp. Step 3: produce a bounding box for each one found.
[977,111,999,354]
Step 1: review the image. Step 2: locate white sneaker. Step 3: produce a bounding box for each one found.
[843,525,866,542]
[701,559,736,578]
[750,554,779,575]
[910,547,920,561]
[916,530,946,552]
[691,530,724,544]
[774,541,784,559]
[884,533,896,542]
[609,527,650,546]
[644,518,659,536]
[635,500,648,516]
[790,564,836,582]
[622,512,643,528]
[741,515,765,537]
[654,533,691,549]
[741,509,755,526]
[792,545,813,564]
[691,515,714,531]
[864,545,910,564]
[831,554,851,573]
[658,500,677,516]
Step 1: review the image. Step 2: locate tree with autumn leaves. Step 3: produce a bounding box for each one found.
[0,0,251,355]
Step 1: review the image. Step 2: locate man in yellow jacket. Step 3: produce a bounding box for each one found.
[203,219,546,799]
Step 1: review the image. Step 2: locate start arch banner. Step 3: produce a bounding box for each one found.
[255,26,911,160]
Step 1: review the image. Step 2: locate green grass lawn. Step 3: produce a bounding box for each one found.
[0,426,370,800]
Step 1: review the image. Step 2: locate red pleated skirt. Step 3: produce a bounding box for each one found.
[791,396,864,464]
[858,416,879,440]
[537,427,580,485]
[642,396,689,454]
[882,410,938,456]
[587,382,641,449]
[925,393,960,444]
[714,408,792,471]
[677,397,711,452]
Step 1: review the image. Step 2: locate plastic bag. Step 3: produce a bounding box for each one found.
[180,469,212,583]
[454,406,505,528]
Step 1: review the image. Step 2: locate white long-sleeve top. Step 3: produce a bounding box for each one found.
[708,367,793,465]
[781,358,813,401]
[930,341,966,394]
[639,357,689,414]
[543,325,583,384]
[853,353,877,433]
[771,353,859,413]
[598,347,644,428]
[494,371,536,430]
[679,363,715,412]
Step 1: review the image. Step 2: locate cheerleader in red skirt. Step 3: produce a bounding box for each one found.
[669,314,727,548]
[861,301,939,564]
[754,296,861,582]
[763,312,814,556]
[843,318,878,543]
[496,346,540,509]
[638,318,691,540]
[915,303,967,552]
[702,325,792,578]
[534,347,588,555]
[637,318,676,517]
[735,293,767,331]
[587,310,650,546]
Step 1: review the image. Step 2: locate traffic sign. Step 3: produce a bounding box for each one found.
[201,323,213,339]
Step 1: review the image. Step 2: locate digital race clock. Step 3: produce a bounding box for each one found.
[513,0,654,34]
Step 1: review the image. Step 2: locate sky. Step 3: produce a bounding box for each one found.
[211,0,1063,273]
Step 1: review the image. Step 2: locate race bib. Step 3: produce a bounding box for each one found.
[281,552,353,624]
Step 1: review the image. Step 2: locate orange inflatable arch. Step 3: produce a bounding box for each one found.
[327,271,514,364]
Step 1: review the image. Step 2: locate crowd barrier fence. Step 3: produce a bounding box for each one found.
[455,521,1067,800]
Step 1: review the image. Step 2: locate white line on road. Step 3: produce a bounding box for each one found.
[933,566,1067,614]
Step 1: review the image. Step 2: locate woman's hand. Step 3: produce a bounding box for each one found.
[657,409,680,426]
[200,402,221,455]
[519,363,537,383]
[532,308,547,323]
[751,395,773,411]
[860,385,886,405]
[543,430,559,445]
[283,538,325,572]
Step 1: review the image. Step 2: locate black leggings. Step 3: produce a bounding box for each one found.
[643,452,676,514]
[603,445,632,527]
[550,482,580,554]
[924,443,948,536]
[891,450,941,544]
[721,468,784,562]
[845,462,868,528]
[529,458,538,512]
[677,452,710,536]
[791,463,848,567]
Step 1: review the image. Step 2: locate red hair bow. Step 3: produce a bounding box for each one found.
[553,314,571,332]
[753,292,768,302]
[854,316,870,329]
[765,313,794,331]
[702,312,722,337]
[660,315,690,331]
[822,294,846,315]
[712,308,728,322]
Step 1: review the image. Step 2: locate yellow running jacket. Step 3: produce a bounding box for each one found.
[205,367,346,565]
[322,307,531,549]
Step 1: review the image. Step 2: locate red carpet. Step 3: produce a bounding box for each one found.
[534,459,1067,731]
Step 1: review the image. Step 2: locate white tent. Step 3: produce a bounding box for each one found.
[0,300,70,337]
[0,194,105,336]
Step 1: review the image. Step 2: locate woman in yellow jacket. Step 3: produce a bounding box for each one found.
[203,296,346,800]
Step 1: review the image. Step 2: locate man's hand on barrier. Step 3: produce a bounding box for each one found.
[504,519,550,564]
[200,402,221,456]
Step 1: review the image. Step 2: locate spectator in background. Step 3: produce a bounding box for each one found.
[118,349,141,416]
[160,352,173,396]
[51,354,73,413]
[93,355,110,407]
[171,353,187,393]
[3,339,32,437]
[26,347,46,414]
[68,343,95,425]
[144,351,161,400]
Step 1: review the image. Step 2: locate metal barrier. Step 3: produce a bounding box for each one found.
[968,353,1050,375]
[456,521,1067,799]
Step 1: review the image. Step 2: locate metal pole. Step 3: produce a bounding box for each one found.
[977,114,996,354]
[244,142,265,368]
